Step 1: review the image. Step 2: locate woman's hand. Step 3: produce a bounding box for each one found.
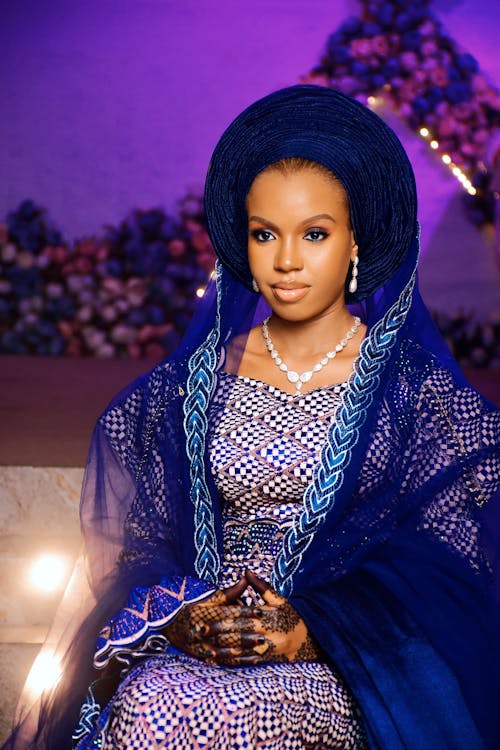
[241,569,322,664]
[166,570,322,667]
[164,576,266,666]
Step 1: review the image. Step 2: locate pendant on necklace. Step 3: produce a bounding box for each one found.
[262,315,362,395]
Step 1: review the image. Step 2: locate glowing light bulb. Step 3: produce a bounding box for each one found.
[467,186,477,195]
[452,167,462,177]
[28,554,67,593]
[442,154,452,165]
[419,127,429,138]
[367,96,377,106]
[196,287,205,298]
[430,140,439,150]
[26,651,62,698]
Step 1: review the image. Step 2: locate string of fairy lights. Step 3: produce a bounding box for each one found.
[367,95,477,196]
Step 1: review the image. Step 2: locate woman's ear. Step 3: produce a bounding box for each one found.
[350,238,358,262]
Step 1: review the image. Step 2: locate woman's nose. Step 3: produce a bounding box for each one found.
[273,238,303,272]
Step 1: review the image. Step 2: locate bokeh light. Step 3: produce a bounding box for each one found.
[25,651,62,698]
[28,554,68,593]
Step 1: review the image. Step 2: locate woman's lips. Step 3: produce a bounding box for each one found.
[271,285,309,303]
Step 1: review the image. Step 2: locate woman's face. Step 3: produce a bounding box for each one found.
[246,167,357,323]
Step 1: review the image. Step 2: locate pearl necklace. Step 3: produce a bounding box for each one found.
[262,315,362,394]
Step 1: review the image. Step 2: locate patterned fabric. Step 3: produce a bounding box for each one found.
[95,374,368,749]
[101,655,366,750]
[210,373,349,599]
[94,576,216,668]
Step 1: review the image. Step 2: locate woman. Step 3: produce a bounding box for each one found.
[7,85,500,749]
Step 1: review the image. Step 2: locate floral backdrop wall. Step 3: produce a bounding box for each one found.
[1,0,499,366]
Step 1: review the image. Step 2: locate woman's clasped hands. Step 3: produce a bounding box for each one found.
[166,569,321,667]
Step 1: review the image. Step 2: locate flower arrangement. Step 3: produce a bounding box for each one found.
[301,0,500,228]
[0,197,214,358]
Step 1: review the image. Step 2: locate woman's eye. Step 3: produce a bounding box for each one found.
[250,229,275,242]
[304,228,328,242]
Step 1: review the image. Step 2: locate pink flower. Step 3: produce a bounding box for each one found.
[372,35,389,58]
[185,219,202,234]
[17,251,35,269]
[138,325,155,343]
[435,101,450,117]
[454,102,473,121]
[400,51,419,71]
[460,142,478,157]
[429,67,447,87]
[77,305,93,323]
[437,117,456,137]
[419,20,436,37]
[96,343,115,359]
[101,305,118,323]
[421,40,438,56]
[191,231,211,253]
[102,278,123,296]
[75,257,92,274]
[399,80,418,101]
[422,57,438,71]
[454,122,469,139]
[473,128,489,145]
[471,74,488,94]
[350,39,372,58]
[111,324,136,345]
[168,238,186,257]
[399,102,413,119]
[127,342,142,359]
[414,69,427,86]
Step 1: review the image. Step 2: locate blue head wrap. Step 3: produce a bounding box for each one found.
[204,84,417,301]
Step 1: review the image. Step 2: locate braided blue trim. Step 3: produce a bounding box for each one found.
[72,686,101,746]
[182,263,223,583]
[271,269,416,597]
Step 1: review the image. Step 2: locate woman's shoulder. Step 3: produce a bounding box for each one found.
[97,357,185,433]
[388,338,497,423]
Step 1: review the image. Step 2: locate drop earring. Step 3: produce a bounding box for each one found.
[252,278,260,293]
[348,256,359,294]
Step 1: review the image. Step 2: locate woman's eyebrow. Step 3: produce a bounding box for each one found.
[298,213,336,226]
[248,215,279,230]
[248,213,336,229]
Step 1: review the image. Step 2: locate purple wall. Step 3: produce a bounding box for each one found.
[1,0,499,313]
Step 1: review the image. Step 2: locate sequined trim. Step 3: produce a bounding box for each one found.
[94,576,216,668]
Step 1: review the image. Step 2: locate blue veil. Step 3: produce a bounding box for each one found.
[4,86,499,750]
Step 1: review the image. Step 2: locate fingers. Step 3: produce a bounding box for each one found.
[210,637,271,666]
[245,569,285,607]
[220,576,248,604]
[208,616,262,636]
[211,632,264,649]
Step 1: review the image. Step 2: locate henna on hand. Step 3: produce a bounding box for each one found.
[164,577,259,662]
[164,572,322,667]
[243,569,323,664]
